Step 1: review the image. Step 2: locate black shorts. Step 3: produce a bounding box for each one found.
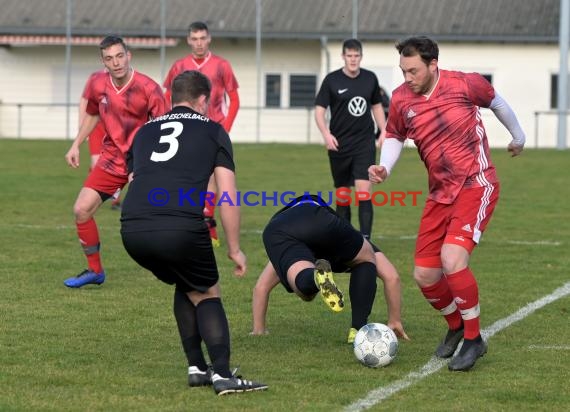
[262,203,365,293]
[121,229,218,293]
[328,147,376,188]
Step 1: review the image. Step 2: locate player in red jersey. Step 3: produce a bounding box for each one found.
[78,72,122,210]
[369,36,525,371]
[63,36,167,288]
[163,21,240,247]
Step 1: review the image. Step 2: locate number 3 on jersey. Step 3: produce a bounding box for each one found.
[150,121,183,162]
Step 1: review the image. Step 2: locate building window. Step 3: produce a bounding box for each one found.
[265,74,281,107]
[289,75,316,107]
[552,74,558,109]
[549,74,570,109]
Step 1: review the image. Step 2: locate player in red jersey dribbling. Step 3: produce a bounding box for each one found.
[369,36,525,371]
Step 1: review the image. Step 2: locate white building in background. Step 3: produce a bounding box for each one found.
[0,0,566,147]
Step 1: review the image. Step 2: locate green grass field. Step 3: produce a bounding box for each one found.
[0,139,569,411]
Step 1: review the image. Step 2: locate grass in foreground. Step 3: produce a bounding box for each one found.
[0,139,568,411]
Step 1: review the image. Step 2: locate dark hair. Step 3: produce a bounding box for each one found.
[395,36,439,65]
[342,38,362,54]
[188,21,209,34]
[171,70,211,105]
[99,35,128,53]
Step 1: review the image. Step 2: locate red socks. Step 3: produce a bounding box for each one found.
[420,276,463,330]
[446,267,480,339]
[203,195,216,218]
[76,218,103,274]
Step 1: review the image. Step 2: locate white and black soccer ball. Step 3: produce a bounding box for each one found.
[353,323,398,368]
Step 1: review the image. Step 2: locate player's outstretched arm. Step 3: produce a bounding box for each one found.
[369,137,405,183]
[371,102,387,146]
[65,113,100,168]
[215,166,246,276]
[78,97,88,128]
[374,251,410,341]
[488,93,526,157]
[221,89,240,132]
[314,105,339,151]
[251,261,280,335]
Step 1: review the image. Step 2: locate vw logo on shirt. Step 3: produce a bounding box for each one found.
[348,96,367,117]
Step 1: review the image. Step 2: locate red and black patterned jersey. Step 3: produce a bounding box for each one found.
[387,69,497,204]
[163,52,239,123]
[84,70,167,177]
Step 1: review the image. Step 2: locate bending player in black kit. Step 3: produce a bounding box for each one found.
[258,194,380,339]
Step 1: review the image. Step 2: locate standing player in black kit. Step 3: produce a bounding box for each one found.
[120,70,267,396]
[315,38,387,240]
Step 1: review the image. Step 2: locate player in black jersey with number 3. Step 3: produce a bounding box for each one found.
[315,38,387,241]
[120,70,267,396]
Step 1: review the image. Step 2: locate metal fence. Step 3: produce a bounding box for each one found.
[0,102,77,140]
[0,102,322,144]
[533,110,570,149]
[3,102,570,148]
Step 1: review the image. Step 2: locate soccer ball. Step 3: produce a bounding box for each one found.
[353,323,398,368]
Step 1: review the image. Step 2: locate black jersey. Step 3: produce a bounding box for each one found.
[315,68,382,156]
[121,106,235,233]
[263,196,366,291]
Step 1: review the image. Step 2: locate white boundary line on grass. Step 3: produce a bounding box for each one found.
[527,345,570,350]
[5,225,564,246]
[344,281,570,412]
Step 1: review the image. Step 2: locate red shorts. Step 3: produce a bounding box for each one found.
[88,122,106,156]
[414,183,499,268]
[83,165,128,198]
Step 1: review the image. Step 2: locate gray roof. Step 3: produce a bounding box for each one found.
[0,0,560,42]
